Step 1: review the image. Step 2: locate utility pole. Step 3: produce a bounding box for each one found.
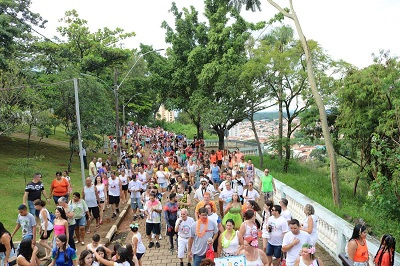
[74,78,86,187]
[114,70,121,164]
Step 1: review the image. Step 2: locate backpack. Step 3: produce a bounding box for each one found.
[48,211,56,224]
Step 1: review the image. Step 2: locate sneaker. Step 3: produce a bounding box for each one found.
[148,241,154,248]
[116,208,120,214]
[111,213,116,218]
[133,215,137,221]
[155,242,160,248]
[180,262,184,266]
[159,235,162,240]
[187,263,192,266]
[140,214,144,219]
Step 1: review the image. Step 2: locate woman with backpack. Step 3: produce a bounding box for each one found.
[33,199,53,260]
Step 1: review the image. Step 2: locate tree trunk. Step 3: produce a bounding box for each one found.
[250,114,264,168]
[266,0,340,206]
[195,122,204,139]
[27,124,32,157]
[278,81,283,161]
[291,6,340,206]
[216,129,225,150]
[283,121,292,172]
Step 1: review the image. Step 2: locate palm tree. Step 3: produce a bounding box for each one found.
[230,0,340,206]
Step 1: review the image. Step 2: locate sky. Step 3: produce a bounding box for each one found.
[30,0,400,70]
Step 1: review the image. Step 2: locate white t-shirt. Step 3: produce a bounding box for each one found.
[243,189,260,202]
[281,209,292,222]
[267,215,289,246]
[282,231,311,266]
[194,186,217,201]
[128,180,142,198]
[232,177,246,195]
[156,171,167,184]
[219,189,234,211]
[177,217,195,238]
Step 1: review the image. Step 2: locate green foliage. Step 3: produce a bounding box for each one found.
[248,154,400,248]
[155,121,216,140]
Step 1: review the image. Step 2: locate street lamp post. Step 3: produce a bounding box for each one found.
[80,49,164,164]
[114,48,164,164]
[122,93,142,135]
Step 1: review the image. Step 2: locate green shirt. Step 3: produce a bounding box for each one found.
[261,174,273,193]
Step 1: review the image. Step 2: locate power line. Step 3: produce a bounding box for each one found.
[0,79,75,91]
[3,10,59,46]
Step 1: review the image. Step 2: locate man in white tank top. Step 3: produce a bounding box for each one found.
[108,171,122,218]
[83,177,100,232]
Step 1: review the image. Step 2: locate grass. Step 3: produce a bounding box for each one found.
[248,154,400,252]
[0,135,105,241]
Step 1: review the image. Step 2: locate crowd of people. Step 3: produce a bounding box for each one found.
[0,125,396,266]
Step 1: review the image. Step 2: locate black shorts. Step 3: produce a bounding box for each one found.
[166,219,177,236]
[109,195,120,205]
[122,184,128,191]
[40,229,53,240]
[136,253,144,260]
[146,222,161,236]
[88,206,100,219]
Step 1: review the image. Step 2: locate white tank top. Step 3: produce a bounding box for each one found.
[39,208,54,231]
[96,184,105,200]
[108,178,120,196]
[246,250,263,266]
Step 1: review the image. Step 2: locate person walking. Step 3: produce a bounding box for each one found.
[294,244,324,266]
[260,169,276,202]
[129,223,146,266]
[22,173,50,217]
[187,207,218,266]
[50,172,70,204]
[69,192,89,246]
[175,209,195,266]
[11,205,36,245]
[49,234,77,266]
[0,222,15,266]
[52,207,69,249]
[15,238,39,266]
[164,193,179,252]
[94,176,107,225]
[82,177,100,233]
[144,192,162,249]
[108,171,122,219]
[33,199,53,260]
[57,197,75,250]
[217,219,240,258]
[282,219,311,266]
[128,175,143,221]
[300,204,318,245]
[266,205,289,266]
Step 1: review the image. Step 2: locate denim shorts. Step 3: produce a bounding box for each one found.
[266,243,282,258]
[131,197,143,210]
[75,216,87,227]
[159,182,167,189]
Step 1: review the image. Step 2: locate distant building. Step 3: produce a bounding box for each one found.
[228,123,240,138]
[156,105,175,122]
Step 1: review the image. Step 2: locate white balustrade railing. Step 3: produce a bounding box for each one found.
[253,168,400,266]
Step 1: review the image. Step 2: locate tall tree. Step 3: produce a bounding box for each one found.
[231,0,340,206]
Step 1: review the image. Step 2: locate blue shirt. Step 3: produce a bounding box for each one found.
[52,247,77,266]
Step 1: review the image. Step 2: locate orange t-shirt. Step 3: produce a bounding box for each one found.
[353,239,368,262]
[210,154,217,164]
[51,178,69,196]
[374,250,391,266]
[216,151,223,161]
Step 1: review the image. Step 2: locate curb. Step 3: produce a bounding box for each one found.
[102,198,131,247]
